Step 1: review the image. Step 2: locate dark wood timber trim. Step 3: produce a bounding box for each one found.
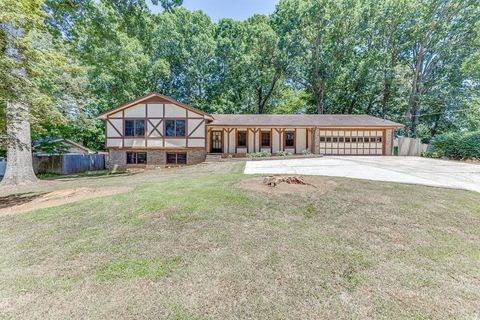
[306,129,309,149]
[185,109,189,147]
[188,119,205,138]
[98,92,209,119]
[226,128,234,153]
[106,119,122,137]
[249,128,259,153]
[382,129,387,155]
[162,104,165,147]
[274,128,282,152]
[270,128,273,153]
[145,104,148,147]
[147,119,163,137]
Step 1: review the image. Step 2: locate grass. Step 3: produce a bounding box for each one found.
[97,257,181,281]
[0,162,480,319]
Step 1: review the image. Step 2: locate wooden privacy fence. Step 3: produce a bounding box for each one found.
[396,137,429,156]
[33,154,105,175]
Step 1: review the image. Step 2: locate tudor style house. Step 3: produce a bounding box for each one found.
[98,92,404,168]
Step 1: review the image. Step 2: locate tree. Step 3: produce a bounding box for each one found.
[1,0,89,185]
[403,0,479,137]
[0,0,45,185]
[274,0,361,114]
[151,8,215,108]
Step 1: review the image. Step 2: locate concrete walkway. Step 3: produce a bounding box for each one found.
[244,156,480,192]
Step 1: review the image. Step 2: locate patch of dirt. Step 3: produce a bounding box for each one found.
[0,193,45,209]
[0,186,133,216]
[236,176,337,194]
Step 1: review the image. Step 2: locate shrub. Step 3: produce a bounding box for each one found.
[420,150,442,159]
[259,150,272,157]
[430,131,480,159]
[247,151,272,158]
[302,149,312,155]
[277,151,293,157]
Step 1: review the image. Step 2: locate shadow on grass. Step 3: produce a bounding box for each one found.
[38,170,140,181]
[0,192,46,209]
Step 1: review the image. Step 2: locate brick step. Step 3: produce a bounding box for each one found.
[205,154,223,163]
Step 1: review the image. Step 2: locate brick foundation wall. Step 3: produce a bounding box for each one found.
[187,149,206,165]
[108,150,126,169]
[107,149,206,169]
[147,151,165,166]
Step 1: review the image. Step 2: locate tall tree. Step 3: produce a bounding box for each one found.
[151,8,215,108]
[1,0,89,185]
[0,0,45,185]
[404,0,479,137]
[274,0,361,114]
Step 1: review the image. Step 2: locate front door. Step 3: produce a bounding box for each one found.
[211,131,222,153]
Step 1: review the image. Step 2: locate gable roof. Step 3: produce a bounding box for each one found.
[32,138,91,153]
[209,114,404,128]
[97,92,210,119]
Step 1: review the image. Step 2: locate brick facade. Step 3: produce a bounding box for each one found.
[187,149,206,165]
[108,149,126,169]
[107,149,206,169]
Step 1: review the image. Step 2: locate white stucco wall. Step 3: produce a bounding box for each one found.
[124,104,146,117]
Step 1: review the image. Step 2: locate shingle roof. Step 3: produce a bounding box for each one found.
[209,114,404,128]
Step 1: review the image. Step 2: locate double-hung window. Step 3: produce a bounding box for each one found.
[165,119,186,137]
[285,131,295,147]
[261,132,271,147]
[124,120,145,137]
[237,131,247,147]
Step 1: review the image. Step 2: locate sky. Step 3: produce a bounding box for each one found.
[147,0,280,21]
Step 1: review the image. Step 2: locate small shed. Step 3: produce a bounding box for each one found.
[33,138,92,155]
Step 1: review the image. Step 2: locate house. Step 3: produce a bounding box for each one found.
[97,92,404,168]
[33,138,92,155]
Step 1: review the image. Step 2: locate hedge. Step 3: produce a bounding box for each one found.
[430,131,480,159]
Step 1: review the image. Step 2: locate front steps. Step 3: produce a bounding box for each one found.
[205,154,223,163]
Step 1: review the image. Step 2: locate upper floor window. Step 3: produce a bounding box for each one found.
[285,131,295,147]
[165,119,186,137]
[237,131,247,147]
[125,120,145,137]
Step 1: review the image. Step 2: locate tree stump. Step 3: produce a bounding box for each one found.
[263,176,308,187]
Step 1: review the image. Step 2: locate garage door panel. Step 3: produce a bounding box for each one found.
[318,129,384,156]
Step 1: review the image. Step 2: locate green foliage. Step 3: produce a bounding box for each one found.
[247,150,272,158]
[97,257,180,281]
[33,140,70,155]
[276,150,293,157]
[302,149,312,155]
[2,0,479,152]
[420,150,442,159]
[430,131,480,159]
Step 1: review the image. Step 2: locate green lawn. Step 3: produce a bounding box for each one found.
[1,162,480,319]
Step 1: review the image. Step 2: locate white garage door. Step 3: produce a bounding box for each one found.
[318,130,384,155]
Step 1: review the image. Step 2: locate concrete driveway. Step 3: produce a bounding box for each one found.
[244,156,480,192]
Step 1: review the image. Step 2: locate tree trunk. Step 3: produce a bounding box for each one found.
[315,89,324,114]
[1,101,37,186]
[0,22,37,186]
[314,79,325,114]
[382,78,391,117]
[257,87,264,114]
[406,44,424,137]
